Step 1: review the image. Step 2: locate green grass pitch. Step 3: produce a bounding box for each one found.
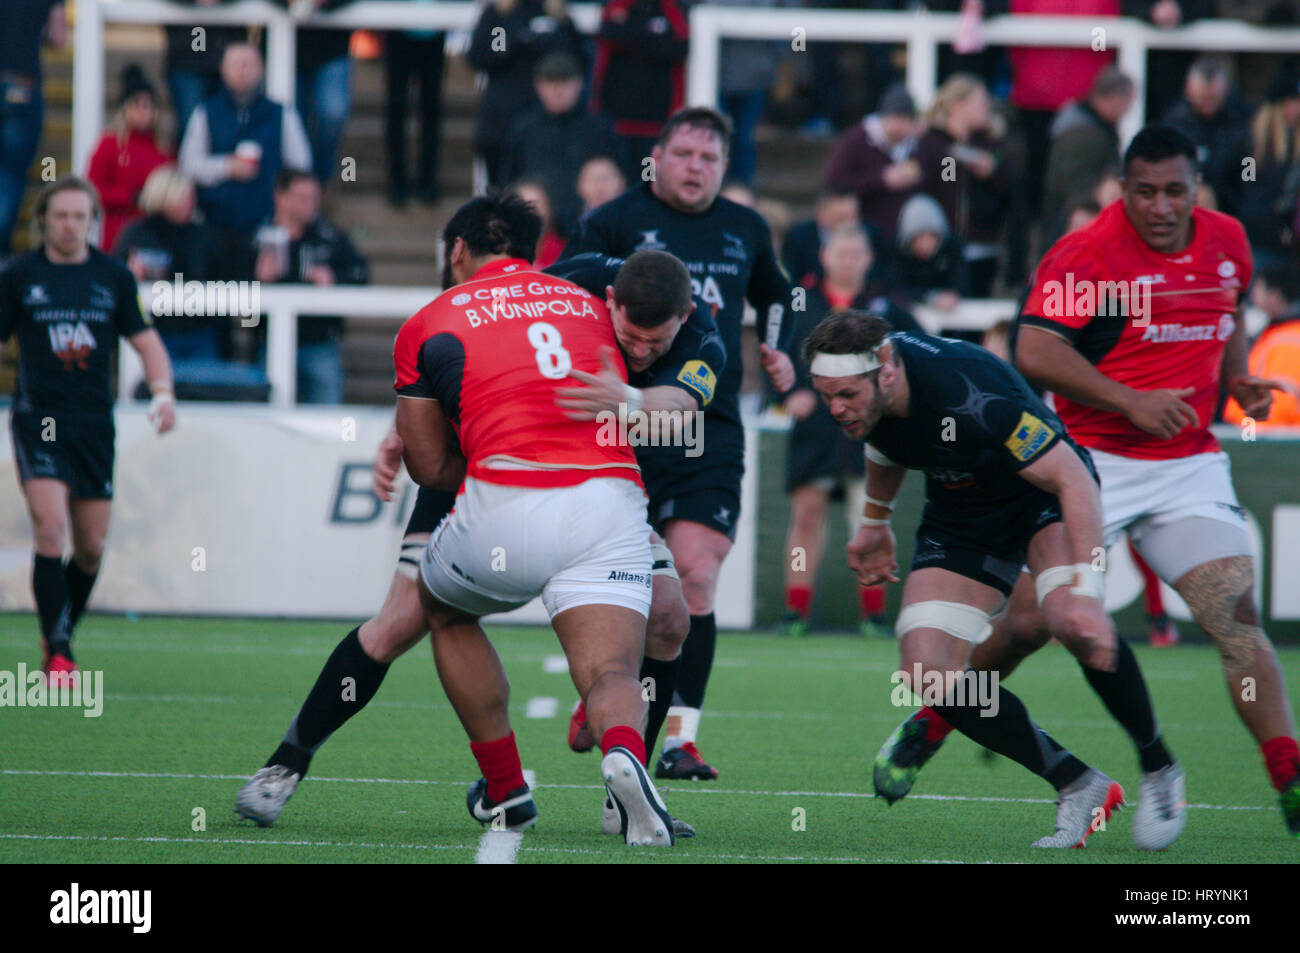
[2,614,1296,863]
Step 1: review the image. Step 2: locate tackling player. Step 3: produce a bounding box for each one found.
[809,311,1127,848]
[235,234,719,840]
[561,105,798,780]
[875,124,1300,837]
[1,177,175,683]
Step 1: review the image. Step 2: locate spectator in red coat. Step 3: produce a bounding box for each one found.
[85,65,172,253]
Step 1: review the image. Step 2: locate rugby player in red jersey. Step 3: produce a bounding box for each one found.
[875,124,1300,841]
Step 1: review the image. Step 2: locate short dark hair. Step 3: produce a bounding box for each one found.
[1257,265,1300,303]
[613,250,694,328]
[801,310,894,372]
[275,168,317,193]
[1066,196,1102,220]
[657,106,733,155]
[1122,123,1198,176]
[442,192,542,262]
[1090,65,1134,100]
[1188,55,1230,83]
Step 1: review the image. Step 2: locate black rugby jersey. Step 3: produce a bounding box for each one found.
[863,332,1091,513]
[560,183,797,440]
[0,247,150,415]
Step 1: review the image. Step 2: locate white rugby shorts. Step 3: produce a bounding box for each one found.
[419,476,654,619]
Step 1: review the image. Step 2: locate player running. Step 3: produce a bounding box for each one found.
[808,310,1127,848]
[235,215,719,840]
[875,124,1300,838]
[561,105,798,780]
[0,177,175,684]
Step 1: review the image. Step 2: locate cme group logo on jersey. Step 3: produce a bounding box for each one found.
[1039,272,1154,327]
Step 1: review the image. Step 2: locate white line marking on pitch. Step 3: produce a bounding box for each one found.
[525,697,557,719]
[542,655,569,673]
[473,769,535,865]
[0,769,1271,812]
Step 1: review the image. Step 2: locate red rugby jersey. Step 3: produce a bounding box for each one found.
[1020,201,1252,460]
[394,257,643,489]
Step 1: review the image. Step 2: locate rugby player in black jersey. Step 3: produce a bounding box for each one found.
[805,310,1128,847]
[0,177,175,683]
[236,237,722,836]
[560,106,798,780]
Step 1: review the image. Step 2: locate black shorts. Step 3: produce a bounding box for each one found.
[910,487,1064,596]
[643,457,743,542]
[10,411,116,500]
[404,485,458,537]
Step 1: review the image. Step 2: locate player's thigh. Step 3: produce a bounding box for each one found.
[1133,515,1253,591]
[662,517,733,609]
[897,567,1005,675]
[20,477,70,551]
[68,497,113,562]
[552,602,647,699]
[789,482,830,531]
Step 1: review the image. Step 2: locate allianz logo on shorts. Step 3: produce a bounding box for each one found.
[607,570,652,588]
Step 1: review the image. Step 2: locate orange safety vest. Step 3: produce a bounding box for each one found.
[1224,319,1300,429]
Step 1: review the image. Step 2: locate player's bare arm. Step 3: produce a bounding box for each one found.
[372,425,404,501]
[128,328,176,434]
[1017,324,1198,440]
[394,397,465,491]
[555,345,698,418]
[1221,304,1286,420]
[846,458,905,586]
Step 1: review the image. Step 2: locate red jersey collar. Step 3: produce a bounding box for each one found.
[471,258,535,280]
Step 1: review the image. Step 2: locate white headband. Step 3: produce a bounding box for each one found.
[809,348,883,378]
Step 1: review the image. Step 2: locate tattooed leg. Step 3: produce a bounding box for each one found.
[1175,556,1296,744]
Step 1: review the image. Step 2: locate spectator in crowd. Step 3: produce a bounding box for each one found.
[290,0,359,187]
[1041,66,1135,250]
[782,187,861,290]
[779,224,921,639]
[509,179,566,267]
[1237,64,1300,272]
[1162,56,1254,217]
[503,52,623,238]
[0,0,64,262]
[1092,170,1123,208]
[1007,0,1118,221]
[894,193,965,310]
[1223,266,1300,431]
[1063,196,1102,235]
[713,0,785,186]
[252,169,368,403]
[576,155,627,216]
[180,43,313,255]
[164,3,248,148]
[917,73,1009,297]
[591,0,690,181]
[824,83,923,244]
[1123,0,1214,123]
[468,0,587,190]
[86,66,172,254]
[384,19,446,207]
[114,166,228,367]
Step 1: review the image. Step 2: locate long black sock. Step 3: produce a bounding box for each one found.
[33,555,73,660]
[267,627,391,777]
[934,675,1088,790]
[641,654,681,757]
[1080,637,1173,773]
[674,613,717,709]
[64,558,99,632]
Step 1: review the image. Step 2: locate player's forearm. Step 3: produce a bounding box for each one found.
[132,330,174,393]
[639,385,697,415]
[1016,327,1139,417]
[1055,475,1106,568]
[1219,308,1249,391]
[864,460,906,521]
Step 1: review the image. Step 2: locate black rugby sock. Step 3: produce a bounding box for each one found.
[64,558,99,632]
[675,613,717,709]
[641,654,681,758]
[33,554,73,659]
[1079,637,1174,773]
[268,627,390,777]
[934,676,1088,791]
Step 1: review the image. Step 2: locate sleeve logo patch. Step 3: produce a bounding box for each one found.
[1005,411,1055,462]
[676,360,716,405]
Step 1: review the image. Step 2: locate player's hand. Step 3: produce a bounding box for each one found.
[784,388,818,421]
[760,343,795,392]
[847,524,899,587]
[372,428,404,501]
[555,346,627,419]
[1050,593,1117,672]
[148,391,176,434]
[1126,387,1199,440]
[1229,374,1285,421]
